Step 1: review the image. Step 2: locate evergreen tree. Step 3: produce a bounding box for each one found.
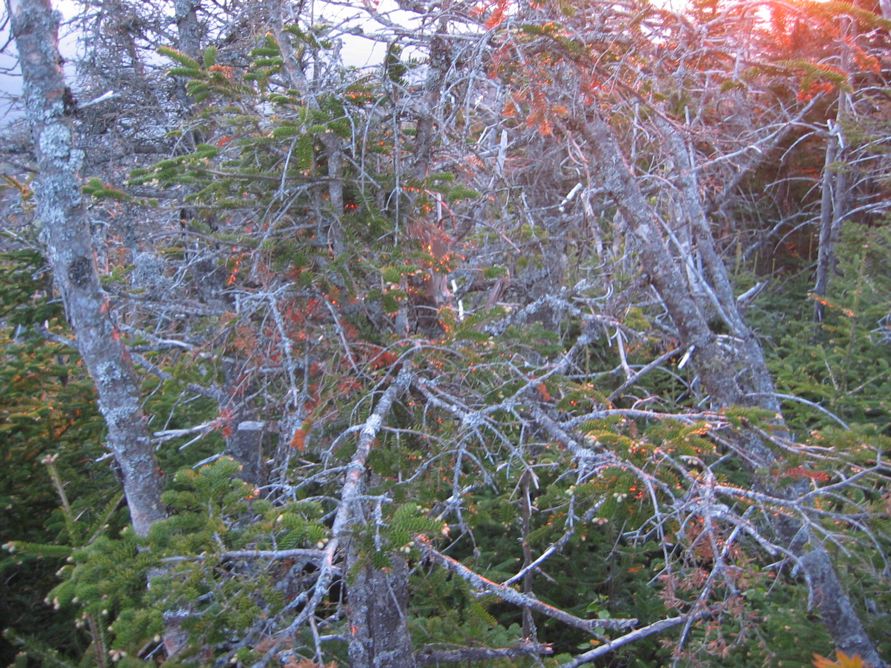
[2,0,889,666]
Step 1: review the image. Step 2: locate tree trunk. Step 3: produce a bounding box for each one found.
[266,0,345,252]
[346,545,418,668]
[578,112,886,668]
[577,115,770,412]
[226,420,266,485]
[10,0,165,538]
[328,367,417,668]
[813,24,851,324]
[413,23,450,179]
[174,0,201,58]
[813,131,843,324]
[656,118,781,406]
[173,0,202,149]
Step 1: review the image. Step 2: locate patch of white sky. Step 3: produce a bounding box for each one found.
[0,0,432,121]
[1,0,82,119]
[0,0,735,123]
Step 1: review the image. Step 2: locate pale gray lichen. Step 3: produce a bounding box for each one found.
[38,124,71,160]
[96,360,125,385]
[69,148,84,172]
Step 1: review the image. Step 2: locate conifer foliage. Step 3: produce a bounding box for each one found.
[2,0,890,666]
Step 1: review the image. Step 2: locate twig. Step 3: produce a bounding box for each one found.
[608,345,682,403]
[161,548,325,564]
[416,641,554,664]
[560,612,710,667]
[747,392,849,430]
[416,537,637,634]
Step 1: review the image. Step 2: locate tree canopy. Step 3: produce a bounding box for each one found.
[1,0,890,666]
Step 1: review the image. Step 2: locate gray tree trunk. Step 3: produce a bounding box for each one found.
[10,0,165,538]
[579,112,886,668]
[325,367,417,668]
[346,544,418,668]
[814,27,851,324]
[172,0,202,149]
[266,0,345,252]
[226,420,266,485]
[813,133,844,324]
[174,0,201,58]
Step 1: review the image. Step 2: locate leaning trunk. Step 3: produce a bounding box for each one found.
[332,368,417,668]
[579,111,886,667]
[10,0,165,537]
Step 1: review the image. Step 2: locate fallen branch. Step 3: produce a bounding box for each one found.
[416,641,554,664]
[415,537,637,634]
[161,548,325,564]
[560,612,711,667]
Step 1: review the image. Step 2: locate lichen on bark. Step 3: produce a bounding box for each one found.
[10,0,165,538]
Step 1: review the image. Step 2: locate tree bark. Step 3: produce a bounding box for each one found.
[337,368,417,668]
[266,0,345,252]
[346,546,417,668]
[10,0,165,538]
[813,23,851,324]
[261,368,417,665]
[226,420,266,485]
[412,23,450,179]
[656,118,781,406]
[577,115,771,414]
[174,0,201,58]
[172,0,203,150]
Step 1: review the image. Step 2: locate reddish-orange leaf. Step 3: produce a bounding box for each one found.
[536,382,552,402]
[370,350,399,370]
[290,427,307,451]
[484,0,510,29]
[812,651,866,668]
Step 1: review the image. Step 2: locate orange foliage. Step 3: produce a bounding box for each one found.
[369,350,399,370]
[338,377,362,394]
[290,425,308,451]
[214,408,234,438]
[485,0,510,30]
[813,651,867,668]
[408,220,453,261]
[783,466,830,483]
[470,0,511,30]
[226,252,244,286]
[536,382,552,402]
[208,64,235,80]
